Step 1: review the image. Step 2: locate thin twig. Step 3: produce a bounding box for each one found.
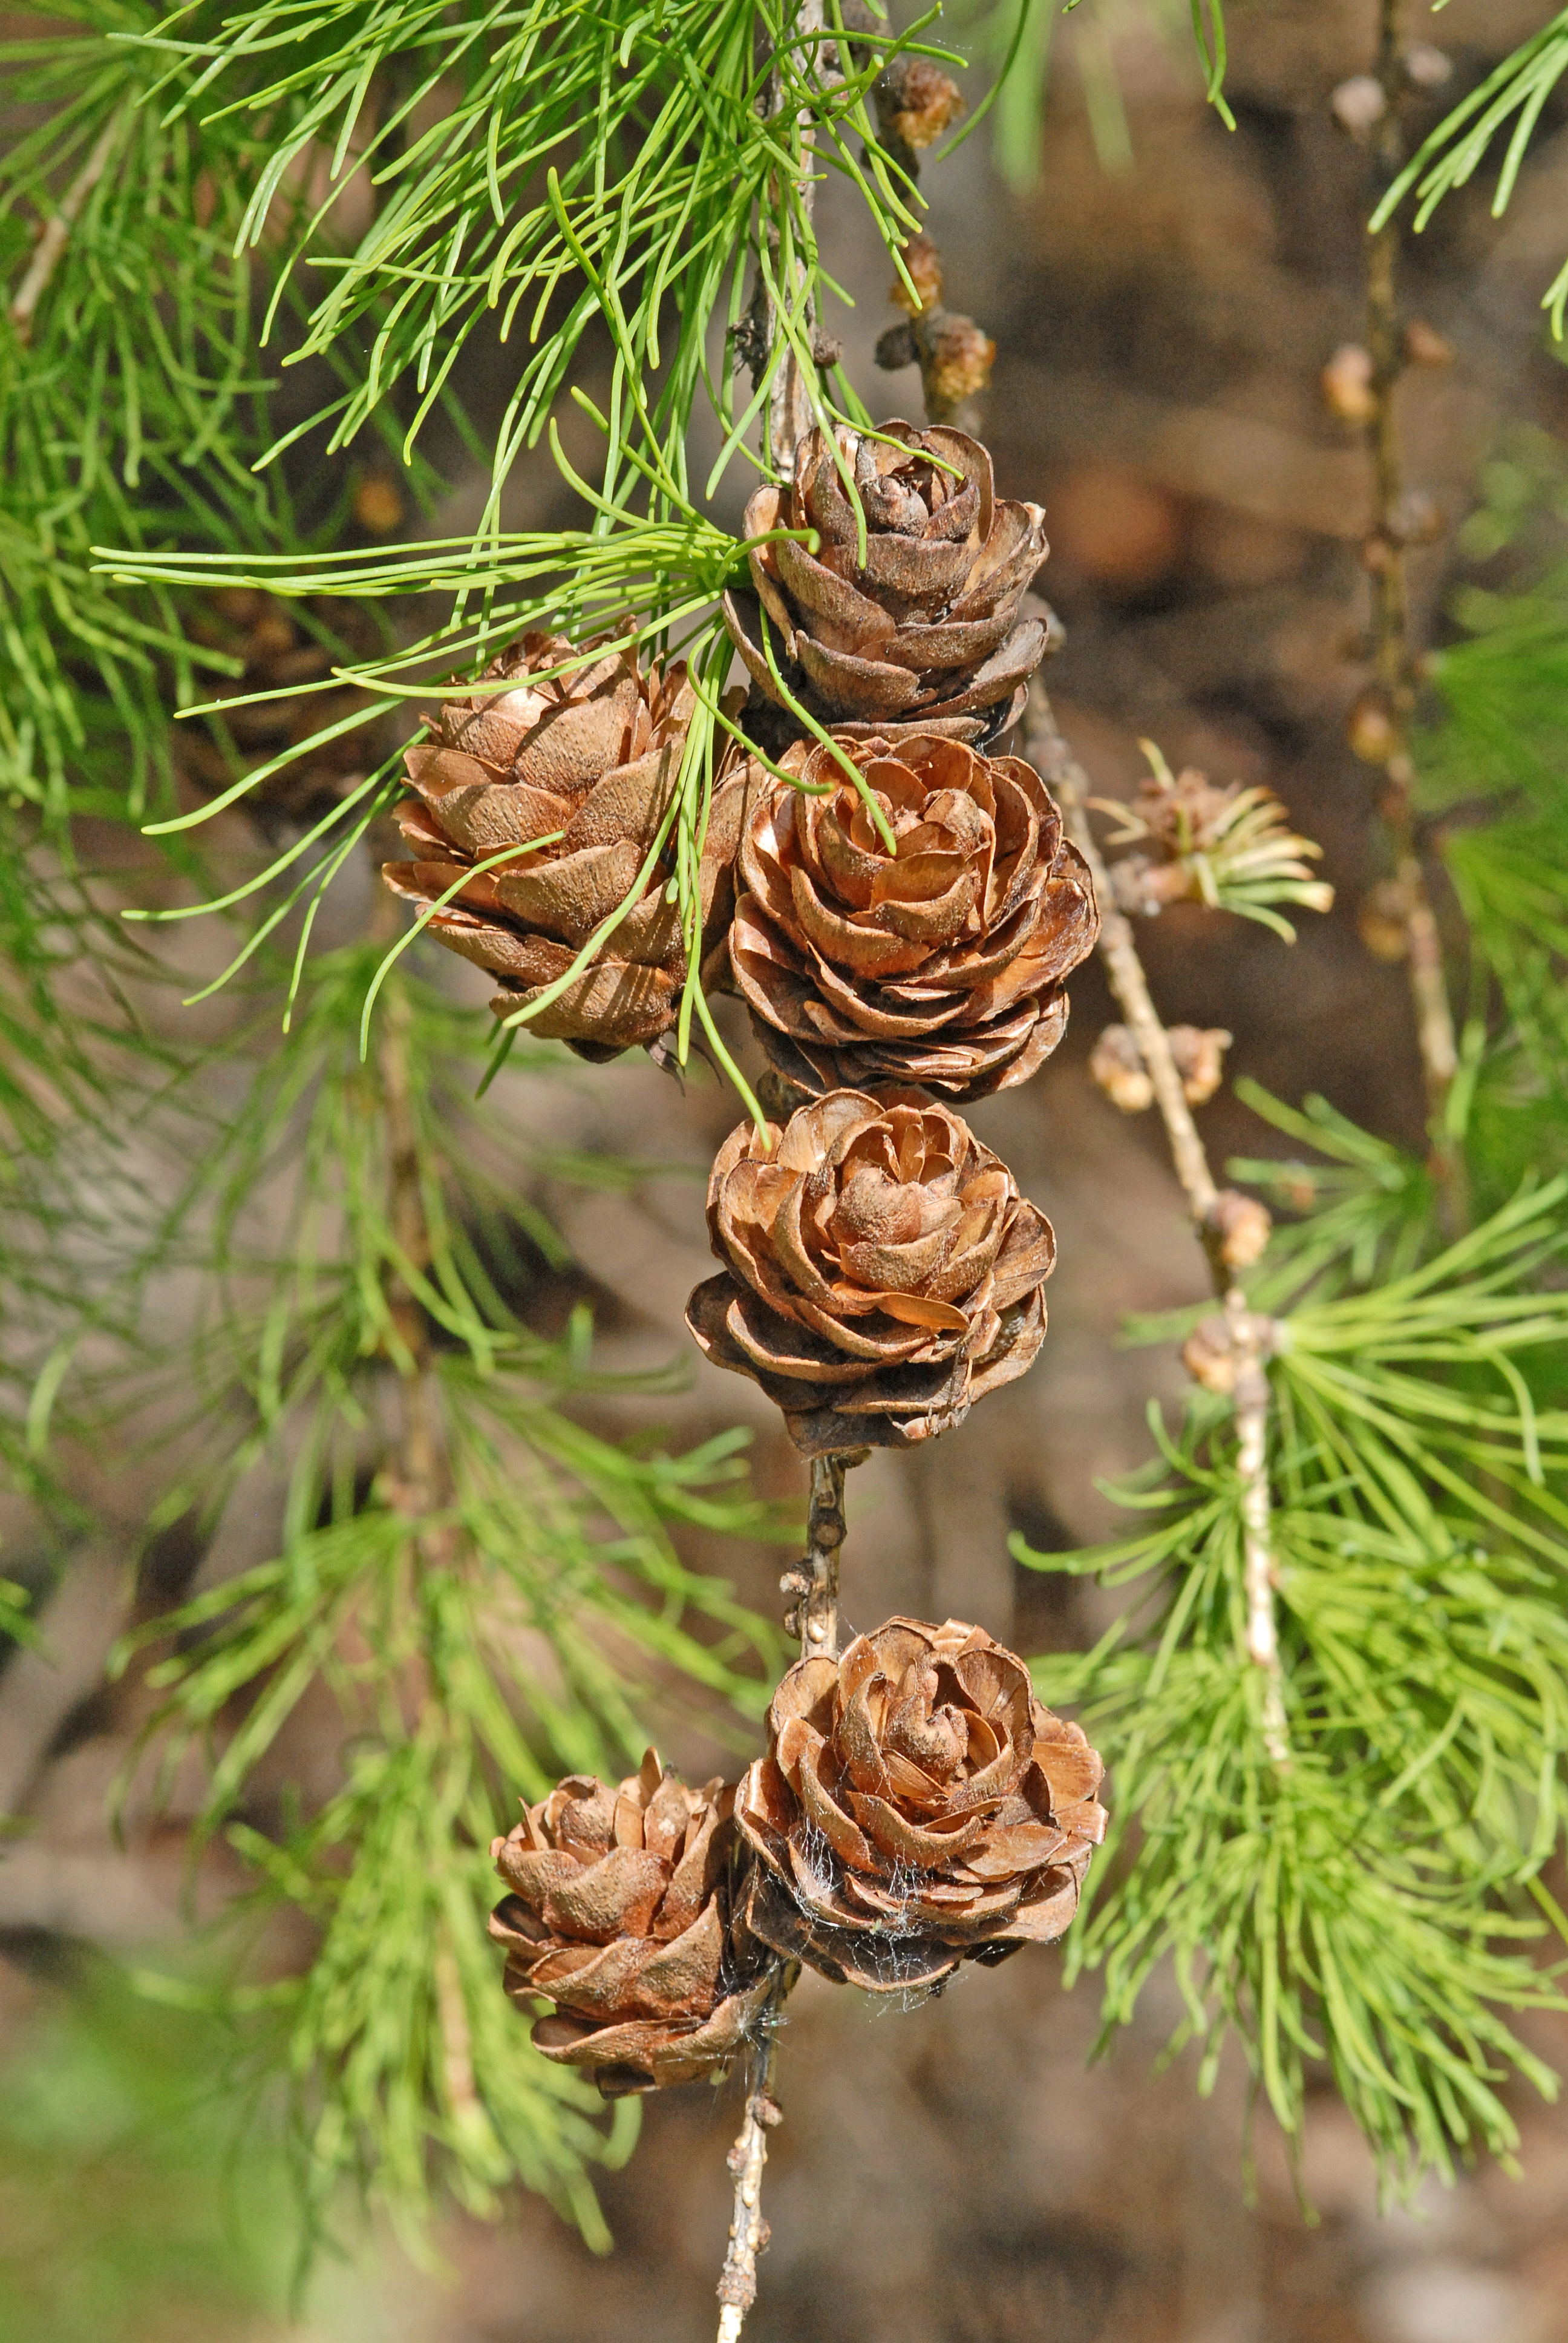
[779,1450,860,1654]
[1024,681,1289,1765]
[761,0,826,473]
[8,114,124,342]
[1365,0,1464,1188]
[716,1979,790,2343]
[1024,686,1223,1266]
[1228,1291,1289,1767]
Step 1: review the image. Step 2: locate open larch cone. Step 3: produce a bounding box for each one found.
[735,1617,1106,1990]
[724,422,1049,745]
[685,1090,1055,1456]
[489,1751,771,2097]
[382,634,751,1063]
[724,730,1097,1098]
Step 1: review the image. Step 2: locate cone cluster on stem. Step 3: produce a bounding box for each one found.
[492,1621,1105,2091]
[379,423,1118,2097]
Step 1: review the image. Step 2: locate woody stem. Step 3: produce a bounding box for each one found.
[1024,681,1287,1766]
[1229,1292,1289,1768]
[715,1974,791,2342]
[801,1452,848,1655]
[1367,0,1464,1208]
[1023,685,1224,1282]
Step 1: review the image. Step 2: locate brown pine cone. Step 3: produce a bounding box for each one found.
[725,730,1096,1099]
[489,1751,772,2097]
[734,1616,1106,1991]
[724,422,1048,745]
[684,1090,1056,1455]
[382,634,750,1063]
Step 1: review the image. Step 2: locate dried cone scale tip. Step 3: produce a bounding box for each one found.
[685,1090,1056,1456]
[727,729,1097,1099]
[382,635,748,1062]
[725,423,1048,744]
[736,1616,1106,1990]
[489,1751,771,2096]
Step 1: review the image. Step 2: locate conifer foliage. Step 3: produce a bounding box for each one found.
[4,0,1568,2327]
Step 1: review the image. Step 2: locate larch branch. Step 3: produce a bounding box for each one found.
[1024,681,1289,1765]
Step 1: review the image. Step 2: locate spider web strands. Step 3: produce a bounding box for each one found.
[1020,1161,1568,2191]
[135,0,939,521]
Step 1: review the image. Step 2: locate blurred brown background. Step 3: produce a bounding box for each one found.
[5,2,1568,2338]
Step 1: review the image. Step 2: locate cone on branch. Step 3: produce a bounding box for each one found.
[489,1751,772,2097]
[724,422,1048,745]
[685,1090,1056,1455]
[734,1616,1106,1990]
[381,634,750,1063]
[724,729,1097,1099]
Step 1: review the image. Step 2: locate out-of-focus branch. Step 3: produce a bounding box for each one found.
[1360,0,1463,1196]
[8,114,124,341]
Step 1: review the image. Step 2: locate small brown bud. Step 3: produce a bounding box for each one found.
[1358,876,1414,963]
[811,328,844,367]
[875,321,919,372]
[1109,853,1194,917]
[892,233,944,316]
[1403,317,1455,369]
[1387,488,1445,546]
[1347,692,1398,765]
[923,312,996,415]
[1183,1315,1237,1396]
[353,473,405,534]
[1403,43,1452,91]
[1210,1190,1272,1271]
[1361,534,1396,575]
[1168,1024,1233,1109]
[879,56,965,151]
[1321,343,1376,424]
[1330,74,1388,137]
[1089,1024,1155,1114]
